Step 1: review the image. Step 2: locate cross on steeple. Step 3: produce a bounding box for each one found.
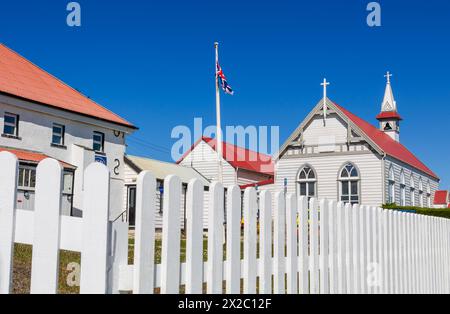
[384,71,392,84]
[321,78,330,123]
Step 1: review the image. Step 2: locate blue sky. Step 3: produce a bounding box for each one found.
[1,0,449,188]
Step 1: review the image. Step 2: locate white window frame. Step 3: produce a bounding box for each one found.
[400,170,406,206]
[3,112,19,136]
[419,178,424,207]
[18,165,36,191]
[426,182,431,208]
[297,165,317,201]
[93,131,105,152]
[338,163,360,205]
[52,123,65,146]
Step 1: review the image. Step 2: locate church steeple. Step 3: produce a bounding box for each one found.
[376,71,402,142]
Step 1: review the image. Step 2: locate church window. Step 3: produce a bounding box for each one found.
[384,123,393,131]
[339,163,360,205]
[419,178,424,207]
[400,170,406,206]
[297,165,316,201]
[410,175,416,206]
[426,182,431,207]
[388,166,395,204]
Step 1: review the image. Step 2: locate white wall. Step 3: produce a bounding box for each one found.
[0,96,131,217]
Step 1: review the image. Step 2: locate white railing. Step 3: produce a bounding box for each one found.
[0,151,449,294]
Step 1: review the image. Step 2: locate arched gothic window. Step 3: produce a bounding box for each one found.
[419,178,424,207]
[410,175,416,206]
[388,166,395,204]
[339,163,360,205]
[297,165,317,201]
[400,170,406,206]
[426,181,431,207]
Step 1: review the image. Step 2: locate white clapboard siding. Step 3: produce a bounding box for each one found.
[2,155,450,295]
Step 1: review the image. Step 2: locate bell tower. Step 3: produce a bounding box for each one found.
[376,71,402,142]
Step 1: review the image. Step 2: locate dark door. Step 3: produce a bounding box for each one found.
[127,186,137,226]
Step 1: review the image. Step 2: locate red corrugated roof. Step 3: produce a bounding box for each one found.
[0,147,75,169]
[0,44,135,129]
[333,103,439,180]
[177,137,274,175]
[434,191,449,205]
[376,111,402,120]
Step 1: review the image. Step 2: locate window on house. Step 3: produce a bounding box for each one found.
[426,182,431,207]
[3,113,19,136]
[18,166,36,190]
[339,163,360,205]
[410,175,416,206]
[400,170,406,206]
[388,166,395,204]
[297,165,317,201]
[52,123,65,146]
[93,131,105,152]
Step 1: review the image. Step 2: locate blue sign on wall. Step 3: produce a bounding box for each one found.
[95,155,107,166]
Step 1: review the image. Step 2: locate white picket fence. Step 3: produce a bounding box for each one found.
[1,151,450,294]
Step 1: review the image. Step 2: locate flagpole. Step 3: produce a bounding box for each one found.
[215,42,223,183]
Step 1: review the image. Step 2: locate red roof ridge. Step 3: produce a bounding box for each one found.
[332,102,439,180]
[0,43,136,129]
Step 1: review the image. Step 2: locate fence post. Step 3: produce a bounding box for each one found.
[161,175,182,294]
[243,187,257,294]
[273,192,285,294]
[0,152,18,294]
[30,159,63,294]
[80,162,110,294]
[185,179,204,294]
[286,193,297,294]
[259,190,272,294]
[133,171,156,294]
[298,196,309,294]
[207,182,224,294]
[226,186,241,294]
[320,199,330,294]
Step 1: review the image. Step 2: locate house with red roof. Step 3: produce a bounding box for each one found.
[433,191,449,208]
[0,44,136,216]
[275,73,440,207]
[177,136,274,189]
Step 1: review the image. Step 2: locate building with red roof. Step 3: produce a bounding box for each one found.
[0,44,136,216]
[433,191,449,208]
[177,136,274,189]
[275,73,440,207]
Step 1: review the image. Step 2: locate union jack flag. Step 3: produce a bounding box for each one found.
[216,62,234,95]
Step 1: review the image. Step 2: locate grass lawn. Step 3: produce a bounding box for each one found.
[13,236,221,294]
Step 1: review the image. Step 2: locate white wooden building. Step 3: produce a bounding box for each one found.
[177,136,274,189]
[275,75,440,207]
[124,155,210,229]
[0,43,136,217]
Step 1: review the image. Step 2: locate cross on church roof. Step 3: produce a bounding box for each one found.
[384,71,392,84]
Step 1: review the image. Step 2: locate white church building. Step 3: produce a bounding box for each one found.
[274,74,440,207]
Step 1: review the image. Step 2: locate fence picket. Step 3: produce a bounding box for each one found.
[337,202,346,294]
[328,200,338,294]
[259,191,272,294]
[161,175,182,294]
[360,205,368,294]
[133,171,156,294]
[30,159,63,294]
[273,192,285,294]
[352,204,361,294]
[286,194,297,294]
[185,179,204,294]
[298,196,309,294]
[310,198,320,294]
[207,182,224,294]
[320,199,330,294]
[80,162,110,294]
[0,152,18,294]
[226,186,241,294]
[243,187,257,294]
[344,203,353,294]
